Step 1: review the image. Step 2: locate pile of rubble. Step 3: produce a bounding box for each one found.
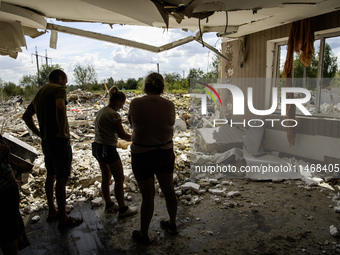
[1,90,195,217]
[1,89,340,233]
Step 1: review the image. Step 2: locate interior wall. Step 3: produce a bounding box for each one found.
[219,10,340,163]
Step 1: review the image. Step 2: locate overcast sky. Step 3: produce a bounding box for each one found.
[0,20,221,85]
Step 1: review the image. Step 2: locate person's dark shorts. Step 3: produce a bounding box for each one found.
[92,142,120,165]
[131,148,175,182]
[41,138,72,178]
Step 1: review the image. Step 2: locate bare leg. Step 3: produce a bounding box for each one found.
[99,162,113,205]
[56,176,68,222]
[156,173,177,225]
[45,175,58,216]
[108,160,126,208]
[137,177,155,236]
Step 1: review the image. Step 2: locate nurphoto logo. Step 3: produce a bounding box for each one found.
[191,83,312,128]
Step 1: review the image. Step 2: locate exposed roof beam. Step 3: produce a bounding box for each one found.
[46,23,159,52]
[46,23,229,60]
[159,36,195,51]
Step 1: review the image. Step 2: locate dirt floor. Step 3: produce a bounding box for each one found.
[19,178,340,255]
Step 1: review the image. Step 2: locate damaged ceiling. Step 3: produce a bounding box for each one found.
[0,0,340,58]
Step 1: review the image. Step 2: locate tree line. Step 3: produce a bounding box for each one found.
[282,43,340,89]
[0,55,219,100]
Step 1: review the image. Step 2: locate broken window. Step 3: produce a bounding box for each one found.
[273,33,340,117]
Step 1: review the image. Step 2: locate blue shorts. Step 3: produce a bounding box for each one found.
[41,138,72,178]
[92,142,120,164]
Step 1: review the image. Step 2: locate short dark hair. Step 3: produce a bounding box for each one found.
[144,72,164,94]
[49,69,66,83]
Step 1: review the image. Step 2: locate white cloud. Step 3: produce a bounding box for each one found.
[0,22,221,85]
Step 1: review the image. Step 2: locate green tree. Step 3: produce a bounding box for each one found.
[20,74,37,98]
[116,79,126,90]
[136,77,144,90]
[292,43,338,89]
[322,43,338,82]
[3,82,24,96]
[20,74,37,88]
[38,64,63,87]
[126,78,137,90]
[204,54,220,79]
[164,72,181,91]
[106,77,115,89]
[293,51,318,90]
[187,68,204,84]
[74,64,97,89]
[173,79,189,90]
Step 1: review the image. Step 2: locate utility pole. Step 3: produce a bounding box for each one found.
[32,46,40,82]
[151,62,160,73]
[32,47,52,86]
[45,49,51,65]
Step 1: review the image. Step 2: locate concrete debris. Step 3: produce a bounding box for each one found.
[174,118,187,132]
[334,206,340,213]
[208,188,226,196]
[330,225,339,237]
[181,182,200,193]
[3,95,23,106]
[1,89,339,222]
[31,215,40,223]
[91,197,103,207]
[222,201,242,208]
[180,195,202,206]
[195,125,244,153]
[227,191,241,198]
[0,91,197,216]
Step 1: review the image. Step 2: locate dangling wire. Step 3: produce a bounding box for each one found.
[224,11,228,35]
[199,18,204,47]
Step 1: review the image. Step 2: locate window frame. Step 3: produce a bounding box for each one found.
[272,30,340,118]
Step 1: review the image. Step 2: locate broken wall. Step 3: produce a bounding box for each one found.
[219,10,340,164]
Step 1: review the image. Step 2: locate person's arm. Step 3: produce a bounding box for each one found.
[22,108,41,137]
[55,98,69,139]
[114,120,131,141]
[127,104,133,127]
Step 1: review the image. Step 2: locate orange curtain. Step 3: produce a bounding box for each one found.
[282,19,314,146]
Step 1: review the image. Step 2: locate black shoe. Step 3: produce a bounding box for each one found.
[132,230,151,245]
[160,220,178,234]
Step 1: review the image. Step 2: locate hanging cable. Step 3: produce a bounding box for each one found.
[198,18,204,47]
[224,11,228,35]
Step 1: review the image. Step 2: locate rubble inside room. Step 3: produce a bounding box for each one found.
[1,89,340,226]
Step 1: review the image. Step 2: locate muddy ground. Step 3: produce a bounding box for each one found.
[20,178,340,255]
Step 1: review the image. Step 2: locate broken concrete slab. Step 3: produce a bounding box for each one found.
[242,127,301,180]
[208,188,226,195]
[196,125,244,153]
[174,118,187,131]
[3,132,38,163]
[227,191,241,198]
[334,206,340,213]
[330,225,339,237]
[91,197,103,207]
[181,182,200,193]
[8,153,34,172]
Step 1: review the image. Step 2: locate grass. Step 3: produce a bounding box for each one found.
[89,89,191,95]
